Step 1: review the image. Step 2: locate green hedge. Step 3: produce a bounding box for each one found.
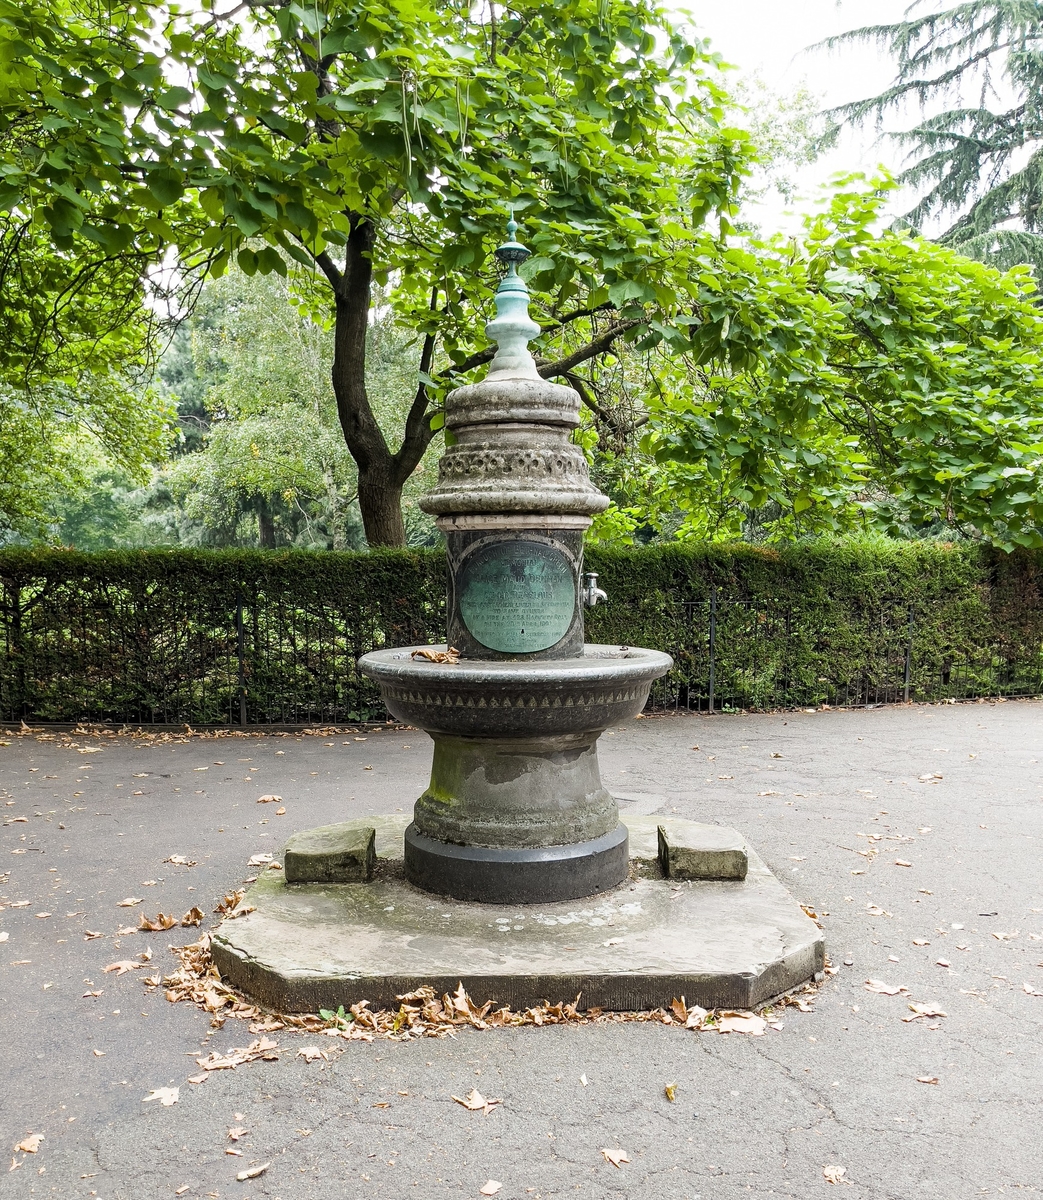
[1,541,1040,724]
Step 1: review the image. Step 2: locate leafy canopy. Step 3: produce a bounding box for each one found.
[820,1,1043,272]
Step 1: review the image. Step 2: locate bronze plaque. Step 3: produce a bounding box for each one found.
[458,540,575,654]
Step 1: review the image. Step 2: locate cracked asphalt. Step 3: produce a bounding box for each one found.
[1,699,1041,1199]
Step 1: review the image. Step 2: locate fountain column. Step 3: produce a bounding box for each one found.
[360,220,671,903]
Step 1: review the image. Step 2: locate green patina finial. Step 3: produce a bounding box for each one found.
[486,209,540,379]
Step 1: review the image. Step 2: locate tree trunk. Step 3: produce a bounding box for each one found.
[358,470,406,547]
[257,499,276,548]
[327,216,437,548]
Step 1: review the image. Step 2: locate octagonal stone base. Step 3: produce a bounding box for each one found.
[211,815,824,1013]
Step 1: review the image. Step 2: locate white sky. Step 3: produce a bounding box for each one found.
[680,0,919,230]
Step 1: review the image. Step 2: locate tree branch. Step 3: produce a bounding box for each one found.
[537,319,643,378]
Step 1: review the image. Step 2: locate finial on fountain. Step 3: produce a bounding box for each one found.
[485,209,541,379]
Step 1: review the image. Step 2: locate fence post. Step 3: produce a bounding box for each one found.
[708,583,717,714]
[236,593,248,727]
[903,605,915,703]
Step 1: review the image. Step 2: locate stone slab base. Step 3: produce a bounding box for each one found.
[212,815,824,1013]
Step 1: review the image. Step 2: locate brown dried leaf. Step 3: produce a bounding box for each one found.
[142,1087,179,1106]
[903,1003,948,1022]
[15,1135,42,1154]
[116,897,143,908]
[227,1126,249,1142]
[103,960,144,976]
[236,1163,270,1181]
[669,997,687,1023]
[916,1076,940,1084]
[180,907,204,927]
[410,646,461,664]
[865,979,907,996]
[601,1148,630,1168]
[256,796,281,805]
[138,912,177,932]
[716,1011,767,1036]
[164,856,197,867]
[1023,981,1043,997]
[296,1046,327,1063]
[479,1182,502,1196]
[452,1087,501,1115]
[823,1164,847,1184]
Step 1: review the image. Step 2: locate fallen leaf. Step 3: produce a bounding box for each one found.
[601,1148,630,1168]
[916,1076,940,1084]
[139,947,152,962]
[138,912,177,932]
[82,990,103,998]
[247,853,274,866]
[936,959,951,968]
[410,646,460,664]
[92,1049,105,1057]
[103,960,144,976]
[163,856,197,866]
[823,1164,846,1184]
[669,997,687,1023]
[903,1003,948,1022]
[1023,981,1043,997]
[865,979,907,996]
[34,912,51,919]
[236,1163,270,1181]
[116,898,143,908]
[187,1073,209,1085]
[227,1126,249,1142]
[685,1005,709,1029]
[296,1046,327,1063]
[452,1087,501,1115]
[83,931,103,941]
[912,939,931,946]
[275,807,286,815]
[895,860,912,867]
[371,1102,390,1109]
[479,1182,503,1197]
[664,1082,676,1102]
[716,1011,767,1035]
[175,1187,190,1195]
[142,1087,179,1107]
[256,795,282,805]
[180,907,204,927]
[15,1136,43,1154]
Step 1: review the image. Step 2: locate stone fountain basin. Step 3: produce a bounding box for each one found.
[358,644,673,737]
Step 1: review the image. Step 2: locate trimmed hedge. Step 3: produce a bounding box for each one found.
[1,541,1040,724]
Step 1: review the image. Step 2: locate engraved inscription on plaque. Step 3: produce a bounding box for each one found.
[458,539,575,654]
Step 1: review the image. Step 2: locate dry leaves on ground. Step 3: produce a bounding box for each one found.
[214,889,255,919]
[164,856,197,867]
[904,1003,948,1022]
[256,795,282,805]
[715,1011,768,1036]
[917,1076,940,1084]
[452,1088,501,1116]
[116,897,143,908]
[194,1037,280,1074]
[14,1136,42,1154]
[411,646,460,664]
[296,1046,327,1063]
[479,1182,502,1197]
[602,1148,630,1168]
[103,959,145,976]
[1022,982,1043,996]
[865,979,908,996]
[236,1163,269,1181]
[142,1087,179,1107]
[227,1126,248,1142]
[823,1165,847,1184]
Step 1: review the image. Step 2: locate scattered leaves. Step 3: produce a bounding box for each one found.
[194,1036,280,1072]
[116,897,143,908]
[865,979,907,996]
[602,1148,630,1168]
[227,1126,249,1142]
[904,1003,948,1022]
[296,1046,327,1063]
[452,1088,501,1115]
[15,1136,42,1154]
[164,856,197,867]
[716,1011,767,1035]
[138,912,178,932]
[256,796,281,805]
[142,1087,179,1107]
[180,907,204,927]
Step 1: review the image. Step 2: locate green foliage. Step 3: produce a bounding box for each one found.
[1,541,1041,722]
[821,1,1043,272]
[620,183,1043,550]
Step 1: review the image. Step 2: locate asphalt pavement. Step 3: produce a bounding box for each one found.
[1,700,1041,1199]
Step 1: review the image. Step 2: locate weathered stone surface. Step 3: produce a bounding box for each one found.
[212,815,823,1013]
[283,821,375,884]
[657,819,748,881]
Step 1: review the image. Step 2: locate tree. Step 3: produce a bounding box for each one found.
[821,2,1043,272]
[632,181,1043,549]
[1,0,750,545]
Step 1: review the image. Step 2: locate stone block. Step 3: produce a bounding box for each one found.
[657,818,747,881]
[284,821,375,884]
